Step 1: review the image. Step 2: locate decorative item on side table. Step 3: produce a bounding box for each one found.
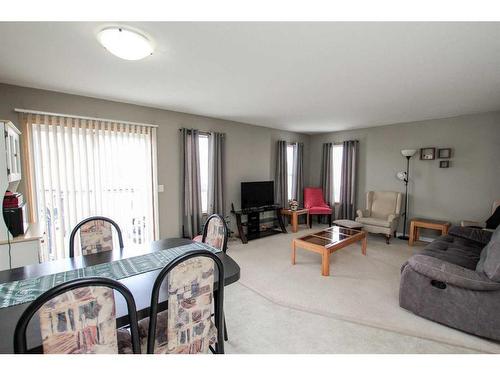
[420,147,435,160]
[288,199,298,211]
[397,149,417,240]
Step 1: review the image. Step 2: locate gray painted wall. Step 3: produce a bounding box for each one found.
[0,83,310,238]
[309,113,500,235]
[2,82,498,241]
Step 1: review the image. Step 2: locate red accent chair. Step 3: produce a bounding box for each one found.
[304,187,333,227]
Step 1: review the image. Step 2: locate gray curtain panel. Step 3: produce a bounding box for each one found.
[320,143,334,205]
[181,128,202,238]
[338,140,359,220]
[274,140,288,208]
[208,132,226,216]
[291,142,304,206]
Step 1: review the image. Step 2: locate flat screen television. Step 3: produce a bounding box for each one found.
[241,181,275,209]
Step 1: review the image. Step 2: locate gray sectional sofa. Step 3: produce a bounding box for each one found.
[400,225,500,341]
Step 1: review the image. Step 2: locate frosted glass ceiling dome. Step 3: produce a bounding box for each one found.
[97,27,154,61]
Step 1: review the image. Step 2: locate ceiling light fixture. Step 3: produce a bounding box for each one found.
[97,27,153,61]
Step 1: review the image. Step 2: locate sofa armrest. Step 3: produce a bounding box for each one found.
[407,254,500,291]
[461,220,485,228]
[448,225,492,246]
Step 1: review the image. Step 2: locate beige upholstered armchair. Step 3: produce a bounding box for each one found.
[355,191,403,244]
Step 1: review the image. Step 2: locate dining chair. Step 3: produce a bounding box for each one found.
[138,249,225,354]
[201,214,230,341]
[202,214,229,253]
[69,216,124,258]
[14,277,141,354]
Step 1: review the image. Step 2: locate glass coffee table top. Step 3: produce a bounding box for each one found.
[297,226,362,247]
[292,226,367,276]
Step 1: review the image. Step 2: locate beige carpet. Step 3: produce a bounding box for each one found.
[223,282,480,353]
[227,225,500,353]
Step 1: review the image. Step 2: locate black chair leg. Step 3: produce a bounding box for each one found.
[309,215,313,228]
[224,316,228,341]
[328,215,332,227]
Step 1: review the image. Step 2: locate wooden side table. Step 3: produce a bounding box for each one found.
[280,208,309,233]
[409,218,451,246]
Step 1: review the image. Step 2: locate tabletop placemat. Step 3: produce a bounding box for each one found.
[0,242,221,309]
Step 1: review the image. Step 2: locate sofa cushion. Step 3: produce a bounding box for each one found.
[420,234,483,270]
[408,254,500,291]
[355,216,391,228]
[480,226,500,281]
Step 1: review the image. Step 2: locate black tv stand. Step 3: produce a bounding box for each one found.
[231,203,287,244]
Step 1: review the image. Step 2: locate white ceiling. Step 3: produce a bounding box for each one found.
[1,22,500,133]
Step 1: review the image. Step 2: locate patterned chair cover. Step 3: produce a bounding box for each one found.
[79,220,114,255]
[38,286,122,354]
[139,257,217,354]
[203,216,226,252]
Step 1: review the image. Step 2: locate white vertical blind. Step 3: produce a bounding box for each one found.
[26,113,155,260]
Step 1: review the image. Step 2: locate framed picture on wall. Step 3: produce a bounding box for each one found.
[420,147,436,160]
[438,148,452,158]
[439,160,450,168]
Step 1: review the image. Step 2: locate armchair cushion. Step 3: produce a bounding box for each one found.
[387,213,398,222]
[355,216,392,228]
[408,254,500,291]
[308,206,333,215]
[370,191,402,219]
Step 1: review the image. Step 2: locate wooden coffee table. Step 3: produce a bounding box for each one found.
[280,208,309,233]
[292,226,367,276]
[409,218,451,246]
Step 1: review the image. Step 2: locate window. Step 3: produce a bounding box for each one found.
[332,144,344,203]
[198,134,209,213]
[286,144,295,201]
[29,116,156,260]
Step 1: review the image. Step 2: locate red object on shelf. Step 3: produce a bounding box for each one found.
[3,191,24,209]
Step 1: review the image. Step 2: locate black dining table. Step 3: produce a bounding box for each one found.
[0,238,240,354]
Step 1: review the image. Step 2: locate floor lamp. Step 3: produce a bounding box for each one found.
[397,149,417,240]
